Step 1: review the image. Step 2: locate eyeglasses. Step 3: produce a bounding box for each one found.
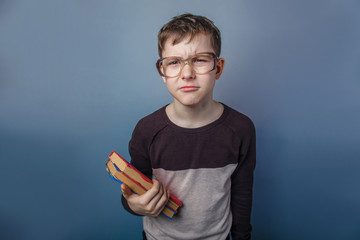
[156,52,218,78]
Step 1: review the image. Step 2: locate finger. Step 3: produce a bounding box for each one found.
[157,186,170,210]
[146,180,164,211]
[144,180,169,215]
[149,184,169,216]
[140,179,162,203]
[155,186,170,216]
[121,184,133,199]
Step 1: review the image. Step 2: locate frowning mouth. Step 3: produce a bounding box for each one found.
[180,86,200,92]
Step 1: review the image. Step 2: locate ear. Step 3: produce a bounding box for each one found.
[215,58,225,80]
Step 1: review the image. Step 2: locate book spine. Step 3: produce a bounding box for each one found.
[106,160,176,219]
[109,151,183,208]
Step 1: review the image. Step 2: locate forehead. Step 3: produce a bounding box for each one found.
[162,34,214,58]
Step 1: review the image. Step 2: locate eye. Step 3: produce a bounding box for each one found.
[194,58,207,62]
[192,56,211,65]
[169,60,180,65]
[164,58,181,67]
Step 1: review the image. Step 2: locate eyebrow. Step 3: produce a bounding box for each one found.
[161,52,216,59]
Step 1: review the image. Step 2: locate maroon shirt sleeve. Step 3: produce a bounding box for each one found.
[230,121,256,240]
[121,117,154,215]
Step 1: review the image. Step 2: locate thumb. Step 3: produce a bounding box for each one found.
[121,184,133,199]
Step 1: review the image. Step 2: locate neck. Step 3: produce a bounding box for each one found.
[166,100,223,128]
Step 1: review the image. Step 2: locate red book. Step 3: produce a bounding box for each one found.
[106,151,182,219]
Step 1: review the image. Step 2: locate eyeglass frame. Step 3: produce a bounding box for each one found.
[156,52,219,78]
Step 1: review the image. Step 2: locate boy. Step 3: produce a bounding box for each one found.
[121,13,256,240]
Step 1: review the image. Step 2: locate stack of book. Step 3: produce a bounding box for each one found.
[106,151,182,219]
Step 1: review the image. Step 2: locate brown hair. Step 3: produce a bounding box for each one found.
[158,13,221,58]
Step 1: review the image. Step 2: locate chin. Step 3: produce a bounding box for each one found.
[173,93,211,107]
[177,98,204,107]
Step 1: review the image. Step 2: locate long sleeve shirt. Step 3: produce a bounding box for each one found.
[122,104,256,240]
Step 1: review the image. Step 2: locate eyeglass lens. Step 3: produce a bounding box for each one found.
[160,54,215,77]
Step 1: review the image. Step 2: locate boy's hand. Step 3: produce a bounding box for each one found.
[121,179,169,217]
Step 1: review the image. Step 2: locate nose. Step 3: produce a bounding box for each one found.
[180,62,195,80]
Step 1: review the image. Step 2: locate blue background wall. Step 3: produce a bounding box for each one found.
[1,0,359,239]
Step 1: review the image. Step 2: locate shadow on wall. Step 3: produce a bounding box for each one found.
[0,209,26,240]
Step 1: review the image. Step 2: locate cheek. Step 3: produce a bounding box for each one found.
[164,80,177,92]
[203,75,217,88]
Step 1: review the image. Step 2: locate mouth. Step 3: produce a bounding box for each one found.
[180,86,200,92]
